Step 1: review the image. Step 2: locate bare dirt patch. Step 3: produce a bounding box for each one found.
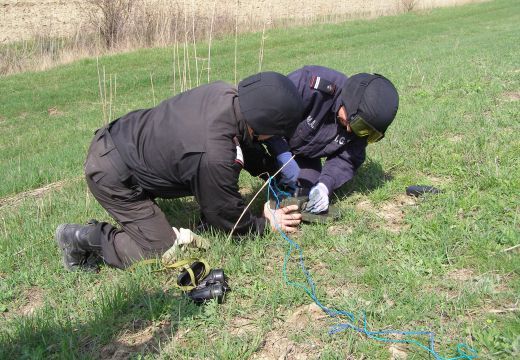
[1,286,46,319]
[19,287,45,316]
[447,268,475,282]
[355,195,417,233]
[355,200,373,213]
[100,319,172,360]
[286,303,327,329]
[229,316,260,336]
[47,106,64,116]
[378,203,409,233]
[389,343,409,359]
[252,303,325,359]
[503,91,520,101]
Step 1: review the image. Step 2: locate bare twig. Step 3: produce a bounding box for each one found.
[12,239,48,257]
[258,18,268,72]
[172,45,177,93]
[191,0,199,87]
[109,74,113,122]
[207,0,217,83]
[503,244,520,252]
[96,57,107,124]
[227,155,296,241]
[103,66,107,125]
[234,0,240,84]
[150,72,156,106]
[173,15,179,93]
[183,0,191,89]
[487,308,519,314]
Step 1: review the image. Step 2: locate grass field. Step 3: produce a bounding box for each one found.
[0,0,519,358]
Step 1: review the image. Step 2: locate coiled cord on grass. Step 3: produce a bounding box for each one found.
[267,177,478,360]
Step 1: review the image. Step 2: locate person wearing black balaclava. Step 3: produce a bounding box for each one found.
[265,66,399,213]
[55,72,304,271]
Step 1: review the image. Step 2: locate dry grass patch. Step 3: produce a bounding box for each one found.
[477,299,519,315]
[425,174,451,185]
[328,224,354,236]
[324,281,370,305]
[1,1,490,75]
[431,269,516,303]
[47,107,65,117]
[0,179,73,209]
[309,260,330,277]
[261,244,284,275]
[448,134,464,143]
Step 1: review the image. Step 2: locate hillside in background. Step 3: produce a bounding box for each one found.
[1,0,487,43]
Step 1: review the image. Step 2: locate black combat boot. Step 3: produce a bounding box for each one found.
[55,220,103,272]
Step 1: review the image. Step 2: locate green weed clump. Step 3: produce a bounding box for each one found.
[0,0,519,358]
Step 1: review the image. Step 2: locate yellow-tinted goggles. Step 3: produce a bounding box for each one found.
[349,114,384,143]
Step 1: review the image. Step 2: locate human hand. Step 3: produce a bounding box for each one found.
[305,183,329,213]
[263,202,302,233]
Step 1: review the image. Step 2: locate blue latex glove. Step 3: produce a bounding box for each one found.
[305,183,329,213]
[276,151,299,190]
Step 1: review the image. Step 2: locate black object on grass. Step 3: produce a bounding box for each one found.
[269,196,341,224]
[406,185,441,197]
[187,269,230,304]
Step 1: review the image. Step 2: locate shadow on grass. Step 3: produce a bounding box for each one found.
[158,182,268,232]
[334,158,392,200]
[0,278,199,359]
[158,197,201,230]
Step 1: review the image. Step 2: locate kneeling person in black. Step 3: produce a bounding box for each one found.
[55,72,303,271]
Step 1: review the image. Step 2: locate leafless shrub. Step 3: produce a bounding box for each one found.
[401,0,418,12]
[0,2,330,76]
[87,0,137,48]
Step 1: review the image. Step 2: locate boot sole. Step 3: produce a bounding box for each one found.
[55,224,75,271]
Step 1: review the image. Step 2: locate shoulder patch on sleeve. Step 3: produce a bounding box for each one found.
[309,75,336,95]
[233,136,244,167]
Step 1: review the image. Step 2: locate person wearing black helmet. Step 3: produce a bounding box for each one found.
[265,65,399,213]
[55,72,303,271]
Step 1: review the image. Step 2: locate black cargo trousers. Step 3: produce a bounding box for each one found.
[84,128,176,269]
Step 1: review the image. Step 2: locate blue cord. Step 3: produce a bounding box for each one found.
[266,178,478,360]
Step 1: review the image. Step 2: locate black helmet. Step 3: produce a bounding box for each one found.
[340,73,399,136]
[238,71,303,138]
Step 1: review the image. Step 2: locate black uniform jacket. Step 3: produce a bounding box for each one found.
[269,66,367,194]
[108,81,265,235]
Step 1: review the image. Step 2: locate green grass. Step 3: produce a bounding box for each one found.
[1,0,519,358]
